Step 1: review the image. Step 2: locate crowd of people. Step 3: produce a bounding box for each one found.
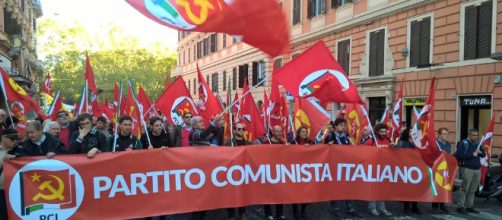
[0,107,490,220]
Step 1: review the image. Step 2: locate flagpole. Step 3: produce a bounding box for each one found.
[228,77,234,147]
[1,94,15,128]
[112,82,122,152]
[130,81,152,147]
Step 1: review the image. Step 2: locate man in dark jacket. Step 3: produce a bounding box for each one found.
[433,127,451,213]
[327,118,361,218]
[56,110,77,150]
[69,113,109,158]
[110,115,143,152]
[454,129,485,214]
[17,121,66,157]
[141,117,172,149]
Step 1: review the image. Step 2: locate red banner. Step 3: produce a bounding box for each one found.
[4,145,457,219]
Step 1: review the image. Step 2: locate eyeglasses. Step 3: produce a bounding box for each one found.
[236,128,245,131]
[79,121,91,126]
[58,114,68,118]
[185,115,193,119]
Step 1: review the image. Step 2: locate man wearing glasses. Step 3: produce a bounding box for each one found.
[225,122,250,220]
[56,110,77,149]
[0,108,7,134]
[176,112,193,147]
[1,129,20,220]
[69,113,109,158]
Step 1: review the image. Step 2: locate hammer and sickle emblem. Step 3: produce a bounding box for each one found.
[32,175,65,201]
[175,0,214,25]
[8,78,27,96]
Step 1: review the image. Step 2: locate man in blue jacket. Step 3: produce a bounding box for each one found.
[454,129,485,214]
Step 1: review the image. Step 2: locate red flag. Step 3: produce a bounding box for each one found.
[123,81,142,138]
[41,72,53,96]
[84,53,97,95]
[261,89,269,126]
[479,114,495,187]
[391,82,404,140]
[47,91,63,120]
[293,97,331,140]
[156,76,198,125]
[196,64,223,124]
[0,67,47,120]
[273,41,363,104]
[113,82,119,107]
[137,85,158,120]
[411,78,440,167]
[126,0,289,57]
[379,105,392,135]
[239,81,265,141]
[77,85,88,115]
[344,103,369,144]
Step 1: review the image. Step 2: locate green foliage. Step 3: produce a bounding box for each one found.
[38,19,177,103]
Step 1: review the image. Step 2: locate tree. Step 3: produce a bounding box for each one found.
[37,19,177,103]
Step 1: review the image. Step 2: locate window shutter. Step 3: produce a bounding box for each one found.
[410,20,420,67]
[232,68,237,90]
[252,62,259,86]
[369,32,378,76]
[321,0,326,14]
[376,31,385,75]
[419,17,431,66]
[337,40,350,75]
[293,0,301,25]
[193,79,196,94]
[307,0,314,19]
[464,5,478,60]
[223,71,227,91]
[332,0,339,9]
[477,1,492,58]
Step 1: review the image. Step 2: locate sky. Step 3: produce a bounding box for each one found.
[40,0,178,50]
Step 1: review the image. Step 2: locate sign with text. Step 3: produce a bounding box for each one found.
[4,145,457,220]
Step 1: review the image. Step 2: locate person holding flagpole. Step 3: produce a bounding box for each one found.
[68,113,109,158]
[111,115,143,151]
[141,117,172,149]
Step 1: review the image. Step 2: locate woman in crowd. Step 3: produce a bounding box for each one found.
[43,121,61,139]
[395,128,422,215]
[290,126,313,220]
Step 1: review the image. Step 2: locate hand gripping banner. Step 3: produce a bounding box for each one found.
[4,145,457,219]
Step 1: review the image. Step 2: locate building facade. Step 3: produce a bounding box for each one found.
[0,0,43,97]
[175,0,502,156]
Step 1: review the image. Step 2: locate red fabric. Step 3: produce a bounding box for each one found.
[48,91,63,120]
[126,0,289,57]
[273,41,363,104]
[41,72,53,96]
[480,115,495,186]
[196,64,223,125]
[391,82,404,140]
[123,82,142,138]
[411,78,441,167]
[293,97,330,140]
[156,76,198,125]
[364,136,392,148]
[0,67,47,120]
[84,53,97,95]
[137,85,157,120]
[239,81,265,141]
[181,127,191,147]
[4,147,458,220]
[344,103,369,144]
[59,127,70,149]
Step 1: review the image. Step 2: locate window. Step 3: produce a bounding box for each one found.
[203,38,209,56]
[222,34,226,49]
[193,45,196,60]
[188,79,191,93]
[238,64,249,88]
[292,0,301,25]
[232,68,237,90]
[274,58,283,70]
[368,97,386,126]
[252,61,266,86]
[206,75,210,85]
[223,71,227,91]
[193,78,196,94]
[337,39,350,75]
[291,53,300,60]
[307,0,326,19]
[409,17,431,68]
[464,1,493,60]
[369,29,385,77]
[212,73,219,92]
[197,41,202,59]
[233,36,237,44]
[188,49,191,63]
[332,0,352,9]
[210,34,218,53]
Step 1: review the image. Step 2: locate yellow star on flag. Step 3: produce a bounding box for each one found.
[31,173,41,182]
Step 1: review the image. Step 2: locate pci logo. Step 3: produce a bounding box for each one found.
[9,159,84,220]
